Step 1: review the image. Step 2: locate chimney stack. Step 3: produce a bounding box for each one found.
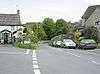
[17,10,20,14]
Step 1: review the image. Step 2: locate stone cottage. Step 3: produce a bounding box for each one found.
[81,5,100,40]
[0,10,23,44]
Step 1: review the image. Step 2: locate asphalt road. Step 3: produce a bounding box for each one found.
[0,45,34,74]
[0,44,100,74]
[36,43,100,74]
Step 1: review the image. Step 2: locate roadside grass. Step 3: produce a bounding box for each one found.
[13,42,38,50]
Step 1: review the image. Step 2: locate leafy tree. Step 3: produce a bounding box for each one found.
[55,19,67,34]
[31,23,47,41]
[26,22,47,41]
[22,27,34,43]
[42,18,55,39]
[55,19,75,36]
[64,22,75,35]
[42,18,76,40]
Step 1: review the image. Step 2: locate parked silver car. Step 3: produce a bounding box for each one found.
[50,40,63,47]
[55,40,63,47]
[61,39,76,48]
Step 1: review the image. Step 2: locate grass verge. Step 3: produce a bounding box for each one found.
[13,42,38,50]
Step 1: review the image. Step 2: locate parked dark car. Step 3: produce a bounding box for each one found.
[78,39,97,49]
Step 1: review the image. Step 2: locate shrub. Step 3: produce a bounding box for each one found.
[74,32,83,43]
[78,37,85,41]
[13,42,37,50]
[82,26,99,42]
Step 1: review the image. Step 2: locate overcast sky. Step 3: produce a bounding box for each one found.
[0,0,100,24]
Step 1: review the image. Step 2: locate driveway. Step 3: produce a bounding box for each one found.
[0,44,34,74]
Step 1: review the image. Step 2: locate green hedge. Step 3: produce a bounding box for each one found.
[13,42,37,50]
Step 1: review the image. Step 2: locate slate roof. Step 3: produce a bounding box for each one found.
[0,29,11,33]
[0,10,21,26]
[82,5,100,19]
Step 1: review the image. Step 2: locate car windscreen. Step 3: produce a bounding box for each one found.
[81,40,96,44]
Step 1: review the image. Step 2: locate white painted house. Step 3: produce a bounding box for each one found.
[0,10,23,44]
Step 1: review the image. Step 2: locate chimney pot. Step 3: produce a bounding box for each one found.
[17,10,20,14]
